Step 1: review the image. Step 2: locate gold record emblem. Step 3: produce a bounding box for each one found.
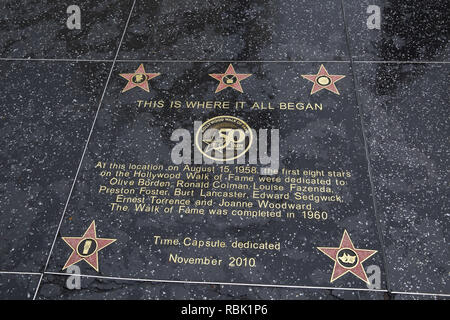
[195,116,253,161]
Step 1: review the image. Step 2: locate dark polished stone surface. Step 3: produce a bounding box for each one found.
[0,1,448,301]
[343,0,449,61]
[0,0,133,59]
[0,274,41,299]
[119,0,349,61]
[0,61,110,272]
[355,63,449,294]
[35,274,389,300]
[393,293,448,300]
[43,61,387,291]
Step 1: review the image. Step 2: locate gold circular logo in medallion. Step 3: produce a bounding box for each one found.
[195,116,253,161]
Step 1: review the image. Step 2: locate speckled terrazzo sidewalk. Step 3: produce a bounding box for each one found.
[0,0,448,300]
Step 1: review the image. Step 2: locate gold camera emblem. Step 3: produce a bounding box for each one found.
[195,116,253,161]
[132,74,147,84]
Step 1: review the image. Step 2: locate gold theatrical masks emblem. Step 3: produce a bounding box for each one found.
[337,248,358,268]
[195,116,253,161]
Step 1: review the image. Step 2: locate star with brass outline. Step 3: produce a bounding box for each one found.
[119,64,160,93]
[301,64,345,95]
[62,221,116,272]
[209,64,252,93]
[317,230,377,284]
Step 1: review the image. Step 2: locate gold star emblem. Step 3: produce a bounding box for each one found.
[119,64,160,93]
[317,230,377,284]
[301,64,346,95]
[62,221,116,272]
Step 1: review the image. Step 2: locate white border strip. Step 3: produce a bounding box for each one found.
[114,60,351,63]
[390,291,450,298]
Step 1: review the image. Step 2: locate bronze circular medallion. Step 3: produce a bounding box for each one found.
[195,116,253,161]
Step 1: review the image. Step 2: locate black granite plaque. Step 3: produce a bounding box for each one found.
[43,61,387,291]
[1,0,448,301]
